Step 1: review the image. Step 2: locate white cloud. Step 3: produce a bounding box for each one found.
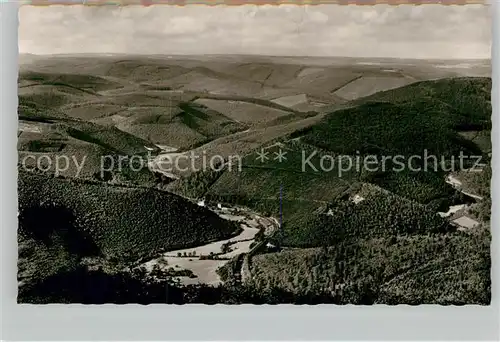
[308,10,329,23]
[18,4,491,59]
[166,16,207,35]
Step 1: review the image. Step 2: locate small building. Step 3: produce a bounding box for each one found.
[197,199,205,207]
[265,242,279,252]
[452,215,480,231]
[217,203,230,211]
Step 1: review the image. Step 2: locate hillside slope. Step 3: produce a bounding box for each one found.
[249,231,490,305]
[168,77,491,250]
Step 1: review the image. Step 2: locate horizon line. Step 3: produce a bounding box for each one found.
[19,52,492,61]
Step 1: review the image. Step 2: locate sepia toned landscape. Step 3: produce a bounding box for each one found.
[17,5,492,304]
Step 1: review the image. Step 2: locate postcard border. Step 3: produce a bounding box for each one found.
[1,1,499,341]
[17,0,490,6]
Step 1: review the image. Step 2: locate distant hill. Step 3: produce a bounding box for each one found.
[168,77,491,250]
[18,116,160,183]
[296,77,491,204]
[355,77,491,130]
[18,56,491,151]
[306,77,491,154]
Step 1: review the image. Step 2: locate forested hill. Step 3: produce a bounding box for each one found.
[18,171,239,263]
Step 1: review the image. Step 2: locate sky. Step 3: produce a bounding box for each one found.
[19,4,491,59]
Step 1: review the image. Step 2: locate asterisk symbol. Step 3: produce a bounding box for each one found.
[274,149,287,163]
[255,148,269,163]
